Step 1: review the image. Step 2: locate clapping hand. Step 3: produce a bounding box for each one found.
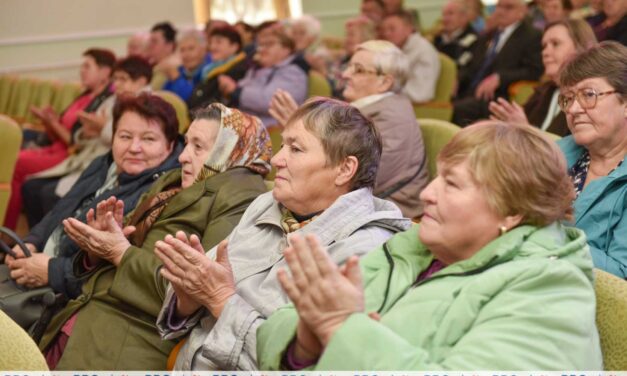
[278,234,365,347]
[155,233,236,318]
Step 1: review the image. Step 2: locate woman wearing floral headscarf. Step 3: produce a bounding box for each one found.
[38,103,271,370]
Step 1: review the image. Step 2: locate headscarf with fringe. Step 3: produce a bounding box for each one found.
[196,102,272,181]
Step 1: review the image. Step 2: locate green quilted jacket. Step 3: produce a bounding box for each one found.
[257,223,604,370]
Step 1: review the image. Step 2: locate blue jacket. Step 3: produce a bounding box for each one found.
[558,135,627,278]
[24,139,184,298]
[163,55,212,102]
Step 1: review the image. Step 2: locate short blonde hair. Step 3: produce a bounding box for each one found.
[355,40,410,92]
[438,121,574,226]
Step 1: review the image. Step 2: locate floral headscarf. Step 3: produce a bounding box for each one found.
[196,103,272,181]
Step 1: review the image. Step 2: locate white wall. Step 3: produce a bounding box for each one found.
[0,0,195,80]
[0,0,450,80]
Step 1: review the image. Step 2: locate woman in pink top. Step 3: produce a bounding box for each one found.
[4,49,115,229]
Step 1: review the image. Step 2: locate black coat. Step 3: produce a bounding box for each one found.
[23,139,184,298]
[458,20,543,98]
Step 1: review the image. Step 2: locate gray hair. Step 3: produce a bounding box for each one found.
[355,40,410,92]
[177,28,207,46]
[291,14,322,38]
[285,97,382,190]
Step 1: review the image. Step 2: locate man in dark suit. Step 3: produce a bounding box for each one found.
[452,0,543,126]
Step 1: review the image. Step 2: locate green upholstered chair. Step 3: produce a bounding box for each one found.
[51,82,81,114]
[0,115,22,223]
[414,53,457,121]
[24,79,57,124]
[508,80,540,106]
[594,268,627,370]
[5,77,35,122]
[0,310,48,370]
[417,118,461,180]
[154,90,191,134]
[0,75,17,115]
[308,70,332,98]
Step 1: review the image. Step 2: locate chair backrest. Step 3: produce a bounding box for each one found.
[0,75,17,114]
[5,77,35,122]
[509,80,540,106]
[594,268,627,370]
[413,53,457,121]
[417,118,461,180]
[0,310,48,370]
[308,70,332,98]
[51,82,81,114]
[433,53,457,103]
[24,79,57,124]
[0,116,22,230]
[154,90,191,134]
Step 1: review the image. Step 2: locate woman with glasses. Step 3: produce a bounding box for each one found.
[489,19,597,136]
[556,41,627,278]
[269,41,428,219]
[216,22,308,128]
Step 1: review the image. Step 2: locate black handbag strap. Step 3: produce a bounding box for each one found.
[0,226,31,258]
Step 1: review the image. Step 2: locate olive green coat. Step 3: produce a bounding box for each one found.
[39,167,267,370]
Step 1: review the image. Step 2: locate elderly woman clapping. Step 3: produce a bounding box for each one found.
[258,121,603,370]
[556,41,627,278]
[37,103,271,370]
[154,97,411,370]
[270,40,428,218]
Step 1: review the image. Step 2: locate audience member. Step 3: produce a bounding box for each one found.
[234,20,256,55]
[218,23,307,127]
[37,103,271,370]
[204,19,231,44]
[434,0,479,73]
[257,121,603,371]
[163,29,211,102]
[147,22,180,89]
[489,19,597,136]
[289,15,331,73]
[586,0,627,45]
[557,41,627,278]
[543,0,574,25]
[383,0,404,15]
[188,26,247,111]
[361,0,386,24]
[269,41,428,218]
[380,11,440,103]
[4,48,115,230]
[5,94,182,299]
[453,0,543,126]
[327,16,376,96]
[465,0,487,33]
[155,98,411,370]
[22,56,154,227]
[127,32,149,58]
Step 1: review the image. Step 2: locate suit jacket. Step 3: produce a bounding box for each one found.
[459,20,543,98]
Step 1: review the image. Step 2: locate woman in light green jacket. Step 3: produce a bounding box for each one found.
[257,121,604,371]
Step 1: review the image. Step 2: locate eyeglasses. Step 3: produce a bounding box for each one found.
[345,62,382,76]
[557,88,618,111]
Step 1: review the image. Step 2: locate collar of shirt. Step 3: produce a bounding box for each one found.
[351,92,394,109]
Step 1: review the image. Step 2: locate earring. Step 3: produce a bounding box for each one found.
[499,226,507,235]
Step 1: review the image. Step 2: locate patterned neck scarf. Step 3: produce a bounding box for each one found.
[196,103,272,182]
[279,205,321,234]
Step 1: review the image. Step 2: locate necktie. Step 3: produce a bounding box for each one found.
[470,31,501,90]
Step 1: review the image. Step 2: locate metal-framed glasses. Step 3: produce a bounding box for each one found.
[558,88,618,111]
[345,62,382,76]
